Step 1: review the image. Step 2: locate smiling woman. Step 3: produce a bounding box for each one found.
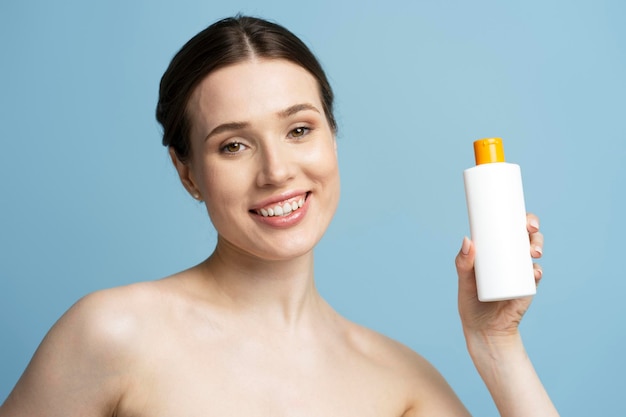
[0,15,558,417]
[175,58,340,259]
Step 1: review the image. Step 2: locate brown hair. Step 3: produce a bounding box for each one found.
[156,15,337,163]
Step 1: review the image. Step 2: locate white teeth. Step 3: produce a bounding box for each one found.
[257,196,306,217]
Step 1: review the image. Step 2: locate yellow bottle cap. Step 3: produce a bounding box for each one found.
[474,137,505,165]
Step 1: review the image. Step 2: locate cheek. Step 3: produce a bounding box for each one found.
[303,140,341,198]
[311,140,339,178]
[198,163,250,216]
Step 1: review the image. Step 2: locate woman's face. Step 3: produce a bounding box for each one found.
[179,59,340,261]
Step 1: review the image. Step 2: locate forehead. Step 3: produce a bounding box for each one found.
[187,59,322,134]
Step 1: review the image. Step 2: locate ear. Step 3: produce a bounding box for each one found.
[169,147,202,200]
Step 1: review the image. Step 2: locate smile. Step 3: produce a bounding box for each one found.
[255,195,306,217]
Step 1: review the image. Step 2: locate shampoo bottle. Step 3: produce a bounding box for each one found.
[463,138,536,302]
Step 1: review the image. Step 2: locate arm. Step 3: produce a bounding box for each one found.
[0,292,131,417]
[455,214,559,417]
[466,331,557,416]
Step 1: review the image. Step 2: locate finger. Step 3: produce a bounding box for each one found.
[455,237,475,281]
[526,212,540,233]
[533,262,543,285]
[526,213,543,258]
[529,230,544,259]
[456,237,478,299]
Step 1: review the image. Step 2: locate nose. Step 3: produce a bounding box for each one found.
[255,141,296,187]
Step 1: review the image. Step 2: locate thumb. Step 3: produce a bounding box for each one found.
[455,236,475,282]
[456,237,480,306]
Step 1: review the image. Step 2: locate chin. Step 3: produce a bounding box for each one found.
[251,238,319,262]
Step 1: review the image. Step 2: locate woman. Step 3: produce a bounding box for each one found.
[0,15,558,416]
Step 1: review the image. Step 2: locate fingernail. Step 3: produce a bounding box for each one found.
[530,218,539,230]
[533,245,543,255]
[461,236,471,255]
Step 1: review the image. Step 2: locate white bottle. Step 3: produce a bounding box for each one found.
[463,138,536,302]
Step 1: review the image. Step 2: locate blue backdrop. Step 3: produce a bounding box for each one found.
[1,1,624,415]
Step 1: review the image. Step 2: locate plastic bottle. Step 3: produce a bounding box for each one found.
[463,138,536,302]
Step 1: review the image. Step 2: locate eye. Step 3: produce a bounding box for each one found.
[221,142,247,154]
[289,126,310,138]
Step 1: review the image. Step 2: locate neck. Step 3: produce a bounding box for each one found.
[198,237,324,330]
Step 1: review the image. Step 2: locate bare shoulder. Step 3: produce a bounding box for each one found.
[0,280,168,417]
[340,319,471,416]
[47,280,169,357]
[73,279,172,331]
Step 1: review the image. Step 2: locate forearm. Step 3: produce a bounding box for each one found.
[466,331,559,417]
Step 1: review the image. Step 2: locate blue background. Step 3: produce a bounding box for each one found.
[1,0,624,415]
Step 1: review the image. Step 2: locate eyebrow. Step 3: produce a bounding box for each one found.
[203,103,321,142]
[277,103,320,119]
[204,121,249,142]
